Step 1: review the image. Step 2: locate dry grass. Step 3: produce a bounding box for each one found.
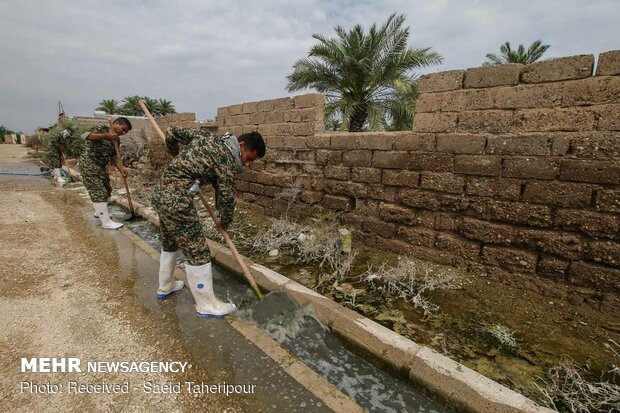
[360,257,460,315]
[535,358,620,413]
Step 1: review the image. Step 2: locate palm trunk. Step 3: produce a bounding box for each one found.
[348,104,368,132]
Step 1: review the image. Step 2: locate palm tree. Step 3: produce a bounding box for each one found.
[121,96,142,116]
[484,40,550,66]
[286,13,442,132]
[141,96,160,116]
[96,99,121,114]
[157,99,176,116]
[387,77,418,131]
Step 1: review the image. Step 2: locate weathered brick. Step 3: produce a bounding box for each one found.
[351,167,381,183]
[555,209,619,238]
[367,185,398,202]
[465,177,521,201]
[283,110,301,124]
[217,107,228,118]
[292,123,314,136]
[436,134,486,153]
[521,55,594,83]
[552,132,620,159]
[435,233,481,260]
[486,135,550,156]
[584,240,620,268]
[228,104,243,115]
[418,70,464,93]
[342,150,372,166]
[272,97,294,110]
[372,151,409,169]
[398,226,437,247]
[330,133,393,150]
[461,217,515,245]
[462,88,495,111]
[400,190,468,212]
[382,170,420,187]
[293,93,324,108]
[305,135,330,149]
[568,261,620,291]
[523,181,593,207]
[416,211,437,228]
[282,136,307,149]
[415,90,465,113]
[594,104,620,131]
[242,101,258,113]
[247,183,264,195]
[413,113,458,133]
[434,213,461,232]
[326,151,343,165]
[235,180,250,192]
[324,166,350,181]
[464,64,523,88]
[320,194,352,211]
[560,159,619,184]
[457,110,513,133]
[263,185,281,197]
[596,49,620,76]
[300,191,323,204]
[420,173,465,194]
[273,123,293,136]
[597,189,620,213]
[537,256,570,280]
[487,201,553,228]
[483,245,538,273]
[392,133,435,151]
[503,157,560,179]
[408,153,454,172]
[513,108,595,132]
[324,179,367,198]
[516,229,583,260]
[257,99,275,112]
[362,217,397,238]
[378,203,418,225]
[454,155,501,176]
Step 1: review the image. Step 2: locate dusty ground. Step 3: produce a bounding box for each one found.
[0,145,240,412]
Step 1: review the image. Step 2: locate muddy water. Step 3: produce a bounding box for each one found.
[120,212,450,413]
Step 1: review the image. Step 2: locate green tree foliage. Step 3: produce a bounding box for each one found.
[484,40,550,65]
[95,99,121,114]
[0,125,14,143]
[287,13,442,132]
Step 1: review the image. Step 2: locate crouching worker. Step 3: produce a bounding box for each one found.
[46,128,71,186]
[79,117,132,230]
[152,126,265,317]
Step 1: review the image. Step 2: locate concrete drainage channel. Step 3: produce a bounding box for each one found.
[103,192,553,413]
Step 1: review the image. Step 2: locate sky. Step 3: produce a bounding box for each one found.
[1,0,619,133]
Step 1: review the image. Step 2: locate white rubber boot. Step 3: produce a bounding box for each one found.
[185,263,236,317]
[93,202,124,230]
[157,250,184,300]
[53,168,67,187]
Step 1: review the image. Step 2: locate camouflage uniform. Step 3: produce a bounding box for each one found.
[46,130,68,169]
[152,126,238,266]
[79,125,117,203]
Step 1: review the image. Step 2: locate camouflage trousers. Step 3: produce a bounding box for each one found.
[47,148,62,169]
[152,181,211,266]
[81,164,112,203]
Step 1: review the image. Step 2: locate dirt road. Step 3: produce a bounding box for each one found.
[0,145,331,413]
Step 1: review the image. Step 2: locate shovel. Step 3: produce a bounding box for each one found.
[139,99,264,300]
[108,119,138,220]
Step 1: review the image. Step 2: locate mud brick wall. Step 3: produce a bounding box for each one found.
[228,52,620,301]
[144,113,197,178]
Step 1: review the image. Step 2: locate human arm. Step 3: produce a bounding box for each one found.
[166,126,204,156]
[213,166,236,229]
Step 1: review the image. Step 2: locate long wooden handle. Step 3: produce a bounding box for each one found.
[138,100,263,300]
[109,120,135,215]
[138,100,166,142]
[196,191,263,300]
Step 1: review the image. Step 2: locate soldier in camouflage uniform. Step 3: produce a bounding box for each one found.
[79,117,132,230]
[152,125,265,317]
[46,128,71,186]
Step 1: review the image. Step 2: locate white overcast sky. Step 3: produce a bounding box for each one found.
[1,0,619,133]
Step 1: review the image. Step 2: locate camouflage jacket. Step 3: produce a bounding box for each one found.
[46,129,69,168]
[152,126,239,228]
[79,125,117,170]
